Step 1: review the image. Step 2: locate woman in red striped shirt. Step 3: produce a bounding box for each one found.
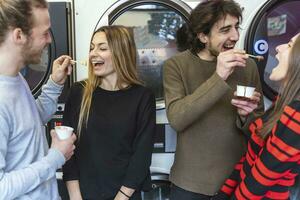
[215,33,300,200]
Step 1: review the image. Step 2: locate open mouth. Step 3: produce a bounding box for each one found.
[91,60,104,67]
[223,43,235,51]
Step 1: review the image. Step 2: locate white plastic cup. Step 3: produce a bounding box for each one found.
[245,86,255,98]
[236,85,255,98]
[55,126,73,140]
[236,85,246,97]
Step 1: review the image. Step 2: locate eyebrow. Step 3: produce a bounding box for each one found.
[91,42,107,46]
[219,25,231,31]
[219,22,239,31]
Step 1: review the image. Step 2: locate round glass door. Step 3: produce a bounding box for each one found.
[20,28,55,98]
[95,0,191,109]
[245,0,300,100]
[20,46,51,95]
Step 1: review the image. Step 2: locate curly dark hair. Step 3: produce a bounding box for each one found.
[187,0,243,54]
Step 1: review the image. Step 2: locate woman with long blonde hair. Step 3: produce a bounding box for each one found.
[62,25,156,200]
[216,33,300,200]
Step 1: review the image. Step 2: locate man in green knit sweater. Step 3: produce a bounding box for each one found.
[163,1,265,199]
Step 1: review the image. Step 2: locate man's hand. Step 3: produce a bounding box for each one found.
[51,55,73,85]
[231,91,261,117]
[216,49,248,80]
[50,130,76,161]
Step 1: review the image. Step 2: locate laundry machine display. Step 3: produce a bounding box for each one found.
[245,0,300,101]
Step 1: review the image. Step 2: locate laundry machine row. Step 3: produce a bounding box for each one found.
[20,0,300,199]
[71,0,300,199]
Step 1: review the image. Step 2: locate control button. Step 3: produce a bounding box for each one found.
[55,122,62,126]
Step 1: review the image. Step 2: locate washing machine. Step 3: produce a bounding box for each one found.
[44,0,75,131]
[22,0,75,101]
[239,0,300,106]
[23,0,76,143]
[28,0,75,199]
[20,0,75,154]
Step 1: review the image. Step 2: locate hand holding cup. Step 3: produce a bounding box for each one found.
[232,85,261,117]
[51,126,76,161]
[236,85,256,100]
[55,126,74,140]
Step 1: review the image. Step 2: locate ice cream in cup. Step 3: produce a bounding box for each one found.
[236,85,255,99]
[55,126,73,140]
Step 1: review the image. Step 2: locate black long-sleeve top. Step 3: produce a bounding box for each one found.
[62,82,156,199]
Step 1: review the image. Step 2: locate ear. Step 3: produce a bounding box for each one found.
[197,32,208,44]
[12,28,27,45]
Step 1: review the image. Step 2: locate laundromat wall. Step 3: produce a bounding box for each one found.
[45,0,300,199]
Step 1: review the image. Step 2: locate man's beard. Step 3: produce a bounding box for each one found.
[208,48,219,57]
[207,43,220,57]
[22,39,44,65]
[206,42,220,58]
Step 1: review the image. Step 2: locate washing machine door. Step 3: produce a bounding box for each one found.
[21,2,73,101]
[20,41,53,98]
[94,0,192,110]
[245,0,300,101]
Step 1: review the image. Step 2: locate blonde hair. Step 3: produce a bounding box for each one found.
[259,33,300,139]
[0,0,48,44]
[77,25,141,137]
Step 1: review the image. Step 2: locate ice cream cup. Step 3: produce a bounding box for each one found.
[55,126,73,140]
[236,85,255,98]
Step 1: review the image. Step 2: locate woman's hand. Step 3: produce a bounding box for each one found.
[114,192,129,200]
[114,186,135,200]
[65,180,83,200]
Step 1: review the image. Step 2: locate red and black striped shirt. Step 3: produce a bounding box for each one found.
[220,100,300,200]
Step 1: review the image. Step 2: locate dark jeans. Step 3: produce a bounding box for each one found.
[170,184,212,200]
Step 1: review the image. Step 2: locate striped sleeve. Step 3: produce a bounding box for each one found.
[233,101,300,199]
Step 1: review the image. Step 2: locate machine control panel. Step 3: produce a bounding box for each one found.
[46,103,65,145]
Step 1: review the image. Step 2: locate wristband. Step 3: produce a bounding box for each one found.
[119,189,131,198]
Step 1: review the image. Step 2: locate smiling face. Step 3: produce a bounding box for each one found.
[270,33,300,82]
[22,8,52,65]
[89,31,116,80]
[198,14,240,59]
